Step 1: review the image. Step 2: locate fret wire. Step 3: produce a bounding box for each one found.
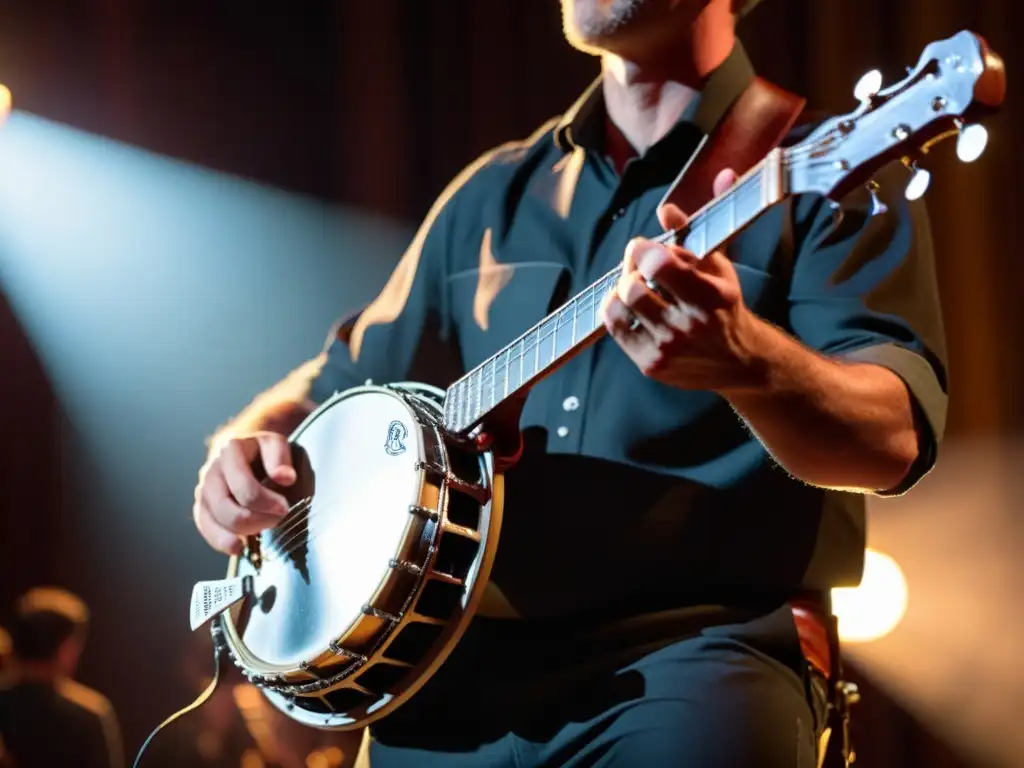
[475,367,483,424]
[486,359,494,410]
[459,380,468,430]
[503,348,510,398]
[519,336,525,385]
[452,381,459,430]
[534,323,543,373]
[549,316,557,366]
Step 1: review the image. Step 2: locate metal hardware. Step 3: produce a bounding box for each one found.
[362,605,400,624]
[956,122,988,162]
[389,558,424,576]
[865,180,889,215]
[409,504,440,522]
[904,163,931,201]
[853,69,882,102]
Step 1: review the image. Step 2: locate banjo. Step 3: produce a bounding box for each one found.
[187,31,1003,731]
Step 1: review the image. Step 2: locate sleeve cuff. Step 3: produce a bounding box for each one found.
[839,342,948,496]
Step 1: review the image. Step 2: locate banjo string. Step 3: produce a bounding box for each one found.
[263,496,314,547]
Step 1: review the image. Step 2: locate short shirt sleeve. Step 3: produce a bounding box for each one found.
[787,159,949,494]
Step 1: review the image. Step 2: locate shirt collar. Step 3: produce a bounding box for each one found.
[554,41,756,153]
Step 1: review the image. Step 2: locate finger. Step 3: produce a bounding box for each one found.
[601,291,646,349]
[194,501,244,555]
[656,202,689,232]
[617,270,671,336]
[602,292,669,377]
[712,167,739,197]
[690,250,743,305]
[623,237,655,274]
[631,241,727,310]
[220,438,290,517]
[203,466,283,536]
[256,433,296,486]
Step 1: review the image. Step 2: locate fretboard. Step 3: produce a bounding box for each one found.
[442,150,786,434]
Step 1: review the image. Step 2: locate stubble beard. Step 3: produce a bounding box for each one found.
[563,0,649,49]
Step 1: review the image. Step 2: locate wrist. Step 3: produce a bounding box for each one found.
[717,309,784,396]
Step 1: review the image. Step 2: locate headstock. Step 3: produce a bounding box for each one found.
[786,30,1005,204]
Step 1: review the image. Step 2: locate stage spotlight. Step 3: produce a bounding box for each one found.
[832,548,908,643]
[0,84,11,128]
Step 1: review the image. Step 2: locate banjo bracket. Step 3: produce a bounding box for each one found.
[413,460,491,505]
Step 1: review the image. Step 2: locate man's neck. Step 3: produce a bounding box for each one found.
[9,660,64,685]
[600,6,736,156]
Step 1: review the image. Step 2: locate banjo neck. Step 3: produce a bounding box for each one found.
[441,152,786,437]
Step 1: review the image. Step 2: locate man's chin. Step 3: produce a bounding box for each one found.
[563,28,611,56]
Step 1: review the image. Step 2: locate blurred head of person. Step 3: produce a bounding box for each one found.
[0,626,10,673]
[6,587,90,683]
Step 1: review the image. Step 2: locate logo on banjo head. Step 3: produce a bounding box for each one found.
[384,420,408,456]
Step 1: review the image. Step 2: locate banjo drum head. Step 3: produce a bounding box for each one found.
[229,387,427,673]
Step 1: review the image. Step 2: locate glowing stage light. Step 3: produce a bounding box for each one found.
[0,84,11,128]
[322,746,345,767]
[832,548,908,643]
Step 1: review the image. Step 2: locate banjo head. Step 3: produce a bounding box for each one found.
[234,387,424,669]
[220,383,501,729]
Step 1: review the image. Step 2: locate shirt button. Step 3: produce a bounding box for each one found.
[562,396,580,412]
[556,426,569,438]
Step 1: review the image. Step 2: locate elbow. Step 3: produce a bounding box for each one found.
[786,427,921,495]
[871,424,924,495]
[872,434,921,493]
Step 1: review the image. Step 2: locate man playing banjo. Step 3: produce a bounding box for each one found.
[192,0,949,764]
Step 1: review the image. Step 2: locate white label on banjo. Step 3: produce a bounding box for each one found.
[189,575,250,631]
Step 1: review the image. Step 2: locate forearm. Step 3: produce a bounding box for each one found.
[207,355,325,454]
[724,316,920,493]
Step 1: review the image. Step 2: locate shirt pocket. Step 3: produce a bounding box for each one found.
[726,208,790,321]
[447,261,569,369]
[732,261,783,318]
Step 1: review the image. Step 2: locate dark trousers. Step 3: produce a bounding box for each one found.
[368,605,829,767]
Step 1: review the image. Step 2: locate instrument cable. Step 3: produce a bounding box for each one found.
[132,620,227,768]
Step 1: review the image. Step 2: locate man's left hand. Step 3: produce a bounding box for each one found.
[601,168,767,393]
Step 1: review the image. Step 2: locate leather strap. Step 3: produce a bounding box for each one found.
[791,599,833,679]
[660,75,806,216]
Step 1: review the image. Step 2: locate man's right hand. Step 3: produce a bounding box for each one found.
[193,432,297,555]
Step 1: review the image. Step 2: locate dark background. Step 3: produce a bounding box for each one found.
[1,1,1021,766]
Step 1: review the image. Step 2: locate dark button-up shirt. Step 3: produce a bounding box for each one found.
[309,43,947,622]
[0,679,123,768]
